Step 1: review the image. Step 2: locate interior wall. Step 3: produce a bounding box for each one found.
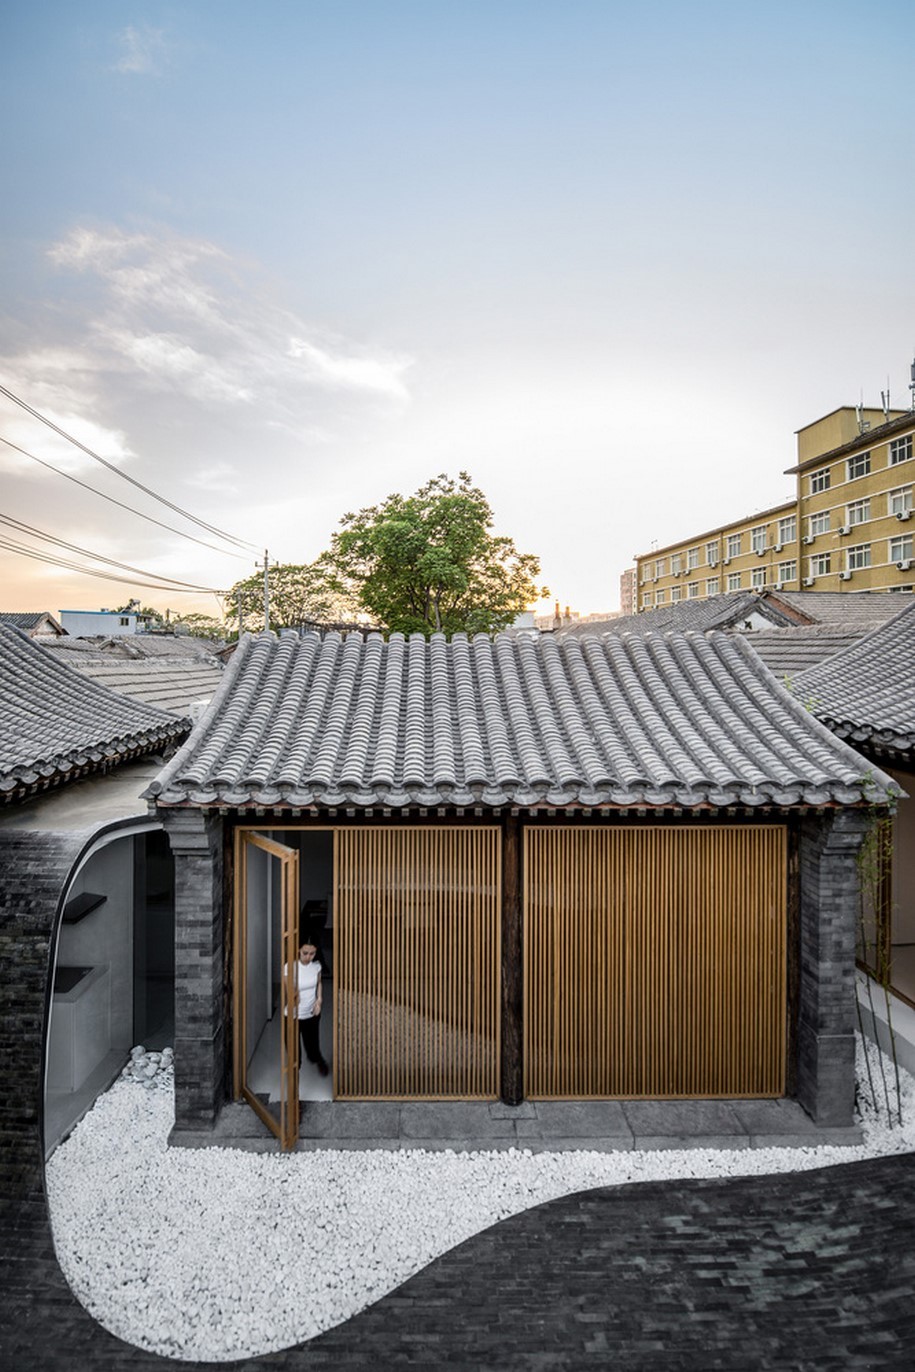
[888,764,915,945]
[59,837,134,1051]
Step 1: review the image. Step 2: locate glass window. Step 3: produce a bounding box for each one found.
[846,498,869,527]
[777,515,796,544]
[687,581,700,598]
[726,572,741,591]
[809,510,830,537]
[847,452,871,480]
[726,533,741,558]
[687,546,699,570]
[751,525,767,554]
[751,567,766,588]
[671,554,682,574]
[777,560,797,583]
[890,535,913,563]
[847,544,871,570]
[641,591,653,608]
[671,585,682,602]
[810,468,831,494]
[706,541,718,566]
[706,577,719,596]
[889,435,913,466]
[655,558,666,578]
[810,553,831,576]
[656,589,666,604]
[889,486,913,516]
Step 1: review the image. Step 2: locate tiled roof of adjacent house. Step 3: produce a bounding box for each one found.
[39,637,223,716]
[0,611,64,635]
[793,600,915,757]
[735,626,865,681]
[765,590,908,630]
[147,628,896,812]
[558,591,782,637]
[0,625,189,804]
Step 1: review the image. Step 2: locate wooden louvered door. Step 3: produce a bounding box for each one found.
[334,827,501,1098]
[524,826,787,1099]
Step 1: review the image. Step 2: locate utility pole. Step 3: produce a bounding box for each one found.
[255,549,276,631]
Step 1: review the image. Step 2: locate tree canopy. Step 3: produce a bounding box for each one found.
[227,559,356,635]
[329,472,545,636]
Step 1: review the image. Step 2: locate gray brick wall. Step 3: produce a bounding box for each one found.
[796,809,870,1125]
[162,809,225,1134]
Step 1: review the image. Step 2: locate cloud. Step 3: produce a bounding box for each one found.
[113,25,168,76]
[288,338,412,401]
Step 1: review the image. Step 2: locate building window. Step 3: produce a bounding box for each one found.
[846,498,870,527]
[706,541,718,566]
[706,577,719,596]
[777,560,797,584]
[656,589,666,604]
[846,451,871,481]
[642,592,653,608]
[889,485,913,516]
[810,553,831,576]
[671,585,682,602]
[655,558,666,578]
[889,435,913,466]
[726,572,741,591]
[687,546,699,570]
[777,515,796,544]
[847,543,871,570]
[751,567,766,588]
[810,468,831,494]
[890,534,913,563]
[750,525,767,554]
[671,554,682,574]
[687,581,700,598]
[809,510,830,537]
[726,533,741,558]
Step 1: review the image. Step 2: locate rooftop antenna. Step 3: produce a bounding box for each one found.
[856,393,870,435]
[910,352,915,411]
[880,377,891,421]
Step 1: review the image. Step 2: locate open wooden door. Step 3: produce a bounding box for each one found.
[234,831,300,1149]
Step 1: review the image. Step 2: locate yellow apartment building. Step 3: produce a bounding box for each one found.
[634,404,915,609]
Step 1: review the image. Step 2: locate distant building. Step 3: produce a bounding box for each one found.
[59,609,146,638]
[619,567,637,616]
[0,611,65,637]
[634,401,914,610]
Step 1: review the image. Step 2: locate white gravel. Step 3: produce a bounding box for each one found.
[46,1035,915,1363]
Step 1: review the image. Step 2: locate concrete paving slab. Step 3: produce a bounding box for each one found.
[535,1101,631,1136]
[632,1134,752,1151]
[621,1100,745,1135]
[520,1136,638,1153]
[729,1098,822,1133]
[299,1103,403,1138]
[400,1103,515,1138]
[489,1101,537,1119]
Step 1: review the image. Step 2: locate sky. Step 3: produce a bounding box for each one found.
[0,0,913,620]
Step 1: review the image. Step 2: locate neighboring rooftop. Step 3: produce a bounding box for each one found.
[147,628,896,812]
[738,626,865,681]
[793,600,915,759]
[559,591,797,637]
[40,635,224,716]
[0,611,65,637]
[764,590,912,631]
[0,625,189,805]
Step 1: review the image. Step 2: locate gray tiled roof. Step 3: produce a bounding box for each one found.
[0,625,189,804]
[0,611,64,635]
[766,591,908,630]
[793,600,915,757]
[39,641,223,716]
[735,627,864,681]
[559,592,781,637]
[147,629,896,812]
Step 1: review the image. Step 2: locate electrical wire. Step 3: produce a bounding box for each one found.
[0,512,224,592]
[0,535,224,595]
[0,434,248,559]
[0,381,258,551]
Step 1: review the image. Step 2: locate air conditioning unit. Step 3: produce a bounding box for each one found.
[756,548,766,557]
[773,581,784,591]
[838,525,851,536]
[840,570,853,581]
[897,559,914,571]
[803,577,816,586]
[773,543,783,553]
[802,535,814,545]
[722,557,731,565]
[897,510,912,522]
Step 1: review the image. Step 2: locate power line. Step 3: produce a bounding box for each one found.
[0,434,248,559]
[0,535,222,595]
[0,512,224,592]
[0,381,258,551]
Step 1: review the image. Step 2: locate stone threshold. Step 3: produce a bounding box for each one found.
[170,1097,863,1153]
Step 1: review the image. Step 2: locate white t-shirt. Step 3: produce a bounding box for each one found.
[285,958,322,1019]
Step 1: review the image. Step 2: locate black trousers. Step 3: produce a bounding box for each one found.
[298,1015,324,1065]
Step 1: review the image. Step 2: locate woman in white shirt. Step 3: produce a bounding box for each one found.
[285,939,329,1076]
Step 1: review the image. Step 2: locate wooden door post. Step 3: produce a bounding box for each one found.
[501,813,523,1104]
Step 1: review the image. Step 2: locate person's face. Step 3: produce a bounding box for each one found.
[298,943,317,964]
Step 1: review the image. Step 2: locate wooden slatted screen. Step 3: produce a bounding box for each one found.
[524,826,787,1099]
[335,827,501,1098]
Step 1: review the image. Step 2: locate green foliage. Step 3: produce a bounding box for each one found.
[170,612,226,641]
[328,472,546,635]
[227,559,356,635]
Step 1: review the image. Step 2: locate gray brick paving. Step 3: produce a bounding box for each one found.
[2,1153,914,1369]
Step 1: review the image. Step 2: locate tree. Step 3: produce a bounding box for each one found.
[227,559,356,635]
[170,612,226,641]
[329,472,546,636]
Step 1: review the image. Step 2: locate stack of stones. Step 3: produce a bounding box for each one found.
[121,1045,174,1089]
